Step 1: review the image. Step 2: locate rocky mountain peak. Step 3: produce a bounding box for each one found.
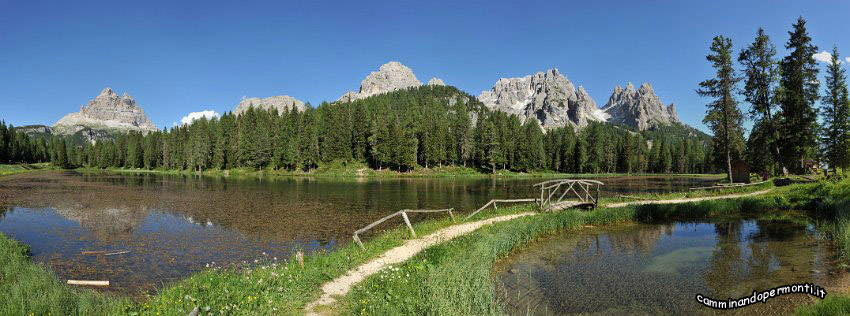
[601,82,679,130]
[478,68,605,129]
[99,87,115,96]
[427,78,445,86]
[234,95,306,115]
[53,87,157,135]
[338,61,423,102]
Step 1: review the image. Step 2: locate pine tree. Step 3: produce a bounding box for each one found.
[299,108,320,171]
[698,35,745,182]
[779,17,820,172]
[559,127,576,173]
[574,135,588,173]
[820,45,850,175]
[739,27,786,175]
[452,101,473,167]
[368,114,392,170]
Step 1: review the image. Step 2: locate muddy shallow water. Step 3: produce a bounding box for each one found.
[494,218,846,315]
[0,171,719,296]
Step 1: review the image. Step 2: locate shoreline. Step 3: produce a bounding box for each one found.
[2,175,845,315]
[72,165,726,180]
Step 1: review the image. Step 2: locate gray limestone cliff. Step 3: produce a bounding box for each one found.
[601,82,679,130]
[337,61,423,102]
[234,95,306,115]
[477,69,607,129]
[53,88,157,135]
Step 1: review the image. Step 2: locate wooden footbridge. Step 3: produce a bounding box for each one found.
[534,179,604,211]
[352,179,604,248]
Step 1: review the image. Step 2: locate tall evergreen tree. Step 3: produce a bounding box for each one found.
[739,27,786,175]
[778,17,820,172]
[698,35,745,183]
[820,45,850,175]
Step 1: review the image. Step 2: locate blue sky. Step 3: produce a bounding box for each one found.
[1,0,848,133]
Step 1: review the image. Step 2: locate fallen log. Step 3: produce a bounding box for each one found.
[82,250,130,255]
[67,280,109,286]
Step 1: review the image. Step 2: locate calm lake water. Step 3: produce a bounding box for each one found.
[0,171,720,296]
[494,218,845,315]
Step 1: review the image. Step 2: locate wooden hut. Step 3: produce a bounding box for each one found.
[731,160,751,184]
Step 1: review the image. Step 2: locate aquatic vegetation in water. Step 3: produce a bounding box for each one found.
[643,246,713,274]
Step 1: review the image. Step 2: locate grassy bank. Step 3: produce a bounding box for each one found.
[0,204,531,315]
[0,163,57,177]
[0,233,129,315]
[335,179,850,315]
[75,161,724,179]
[1,178,845,315]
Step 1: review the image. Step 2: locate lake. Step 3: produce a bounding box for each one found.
[494,218,846,315]
[0,171,720,296]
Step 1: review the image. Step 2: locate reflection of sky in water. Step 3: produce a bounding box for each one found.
[496,219,841,315]
[0,207,331,296]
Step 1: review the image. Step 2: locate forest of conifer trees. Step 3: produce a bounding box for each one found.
[1,85,714,174]
[702,17,850,177]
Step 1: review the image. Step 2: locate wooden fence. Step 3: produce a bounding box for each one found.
[463,199,539,221]
[352,208,454,249]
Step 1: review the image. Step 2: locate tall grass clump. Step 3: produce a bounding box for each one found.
[0,234,128,315]
[341,181,850,315]
[341,207,636,315]
[128,206,531,315]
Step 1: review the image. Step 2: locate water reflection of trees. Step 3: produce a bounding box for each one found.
[703,220,834,296]
[1,172,716,246]
[572,224,674,259]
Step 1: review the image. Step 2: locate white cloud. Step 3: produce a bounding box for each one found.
[813,51,842,64]
[813,51,833,63]
[180,110,220,125]
[846,57,850,63]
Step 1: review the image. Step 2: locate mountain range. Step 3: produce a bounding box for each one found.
[19,61,686,140]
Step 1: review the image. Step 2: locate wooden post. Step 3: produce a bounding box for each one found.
[296,250,304,268]
[353,234,364,249]
[594,184,600,208]
[540,187,544,208]
[401,211,417,238]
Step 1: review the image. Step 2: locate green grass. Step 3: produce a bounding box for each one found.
[336,179,850,315]
[75,162,725,179]
[0,234,129,315]
[2,175,847,315]
[599,179,775,206]
[0,204,529,315]
[0,163,57,177]
[797,296,850,316]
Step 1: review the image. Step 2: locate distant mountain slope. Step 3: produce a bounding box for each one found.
[337,61,445,102]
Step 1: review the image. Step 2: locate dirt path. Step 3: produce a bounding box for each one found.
[304,212,536,315]
[604,188,774,208]
[304,188,776,315]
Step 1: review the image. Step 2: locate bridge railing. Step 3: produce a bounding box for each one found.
[463,198,539,221]
[533,179,604,210]
[352,208,454,249]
